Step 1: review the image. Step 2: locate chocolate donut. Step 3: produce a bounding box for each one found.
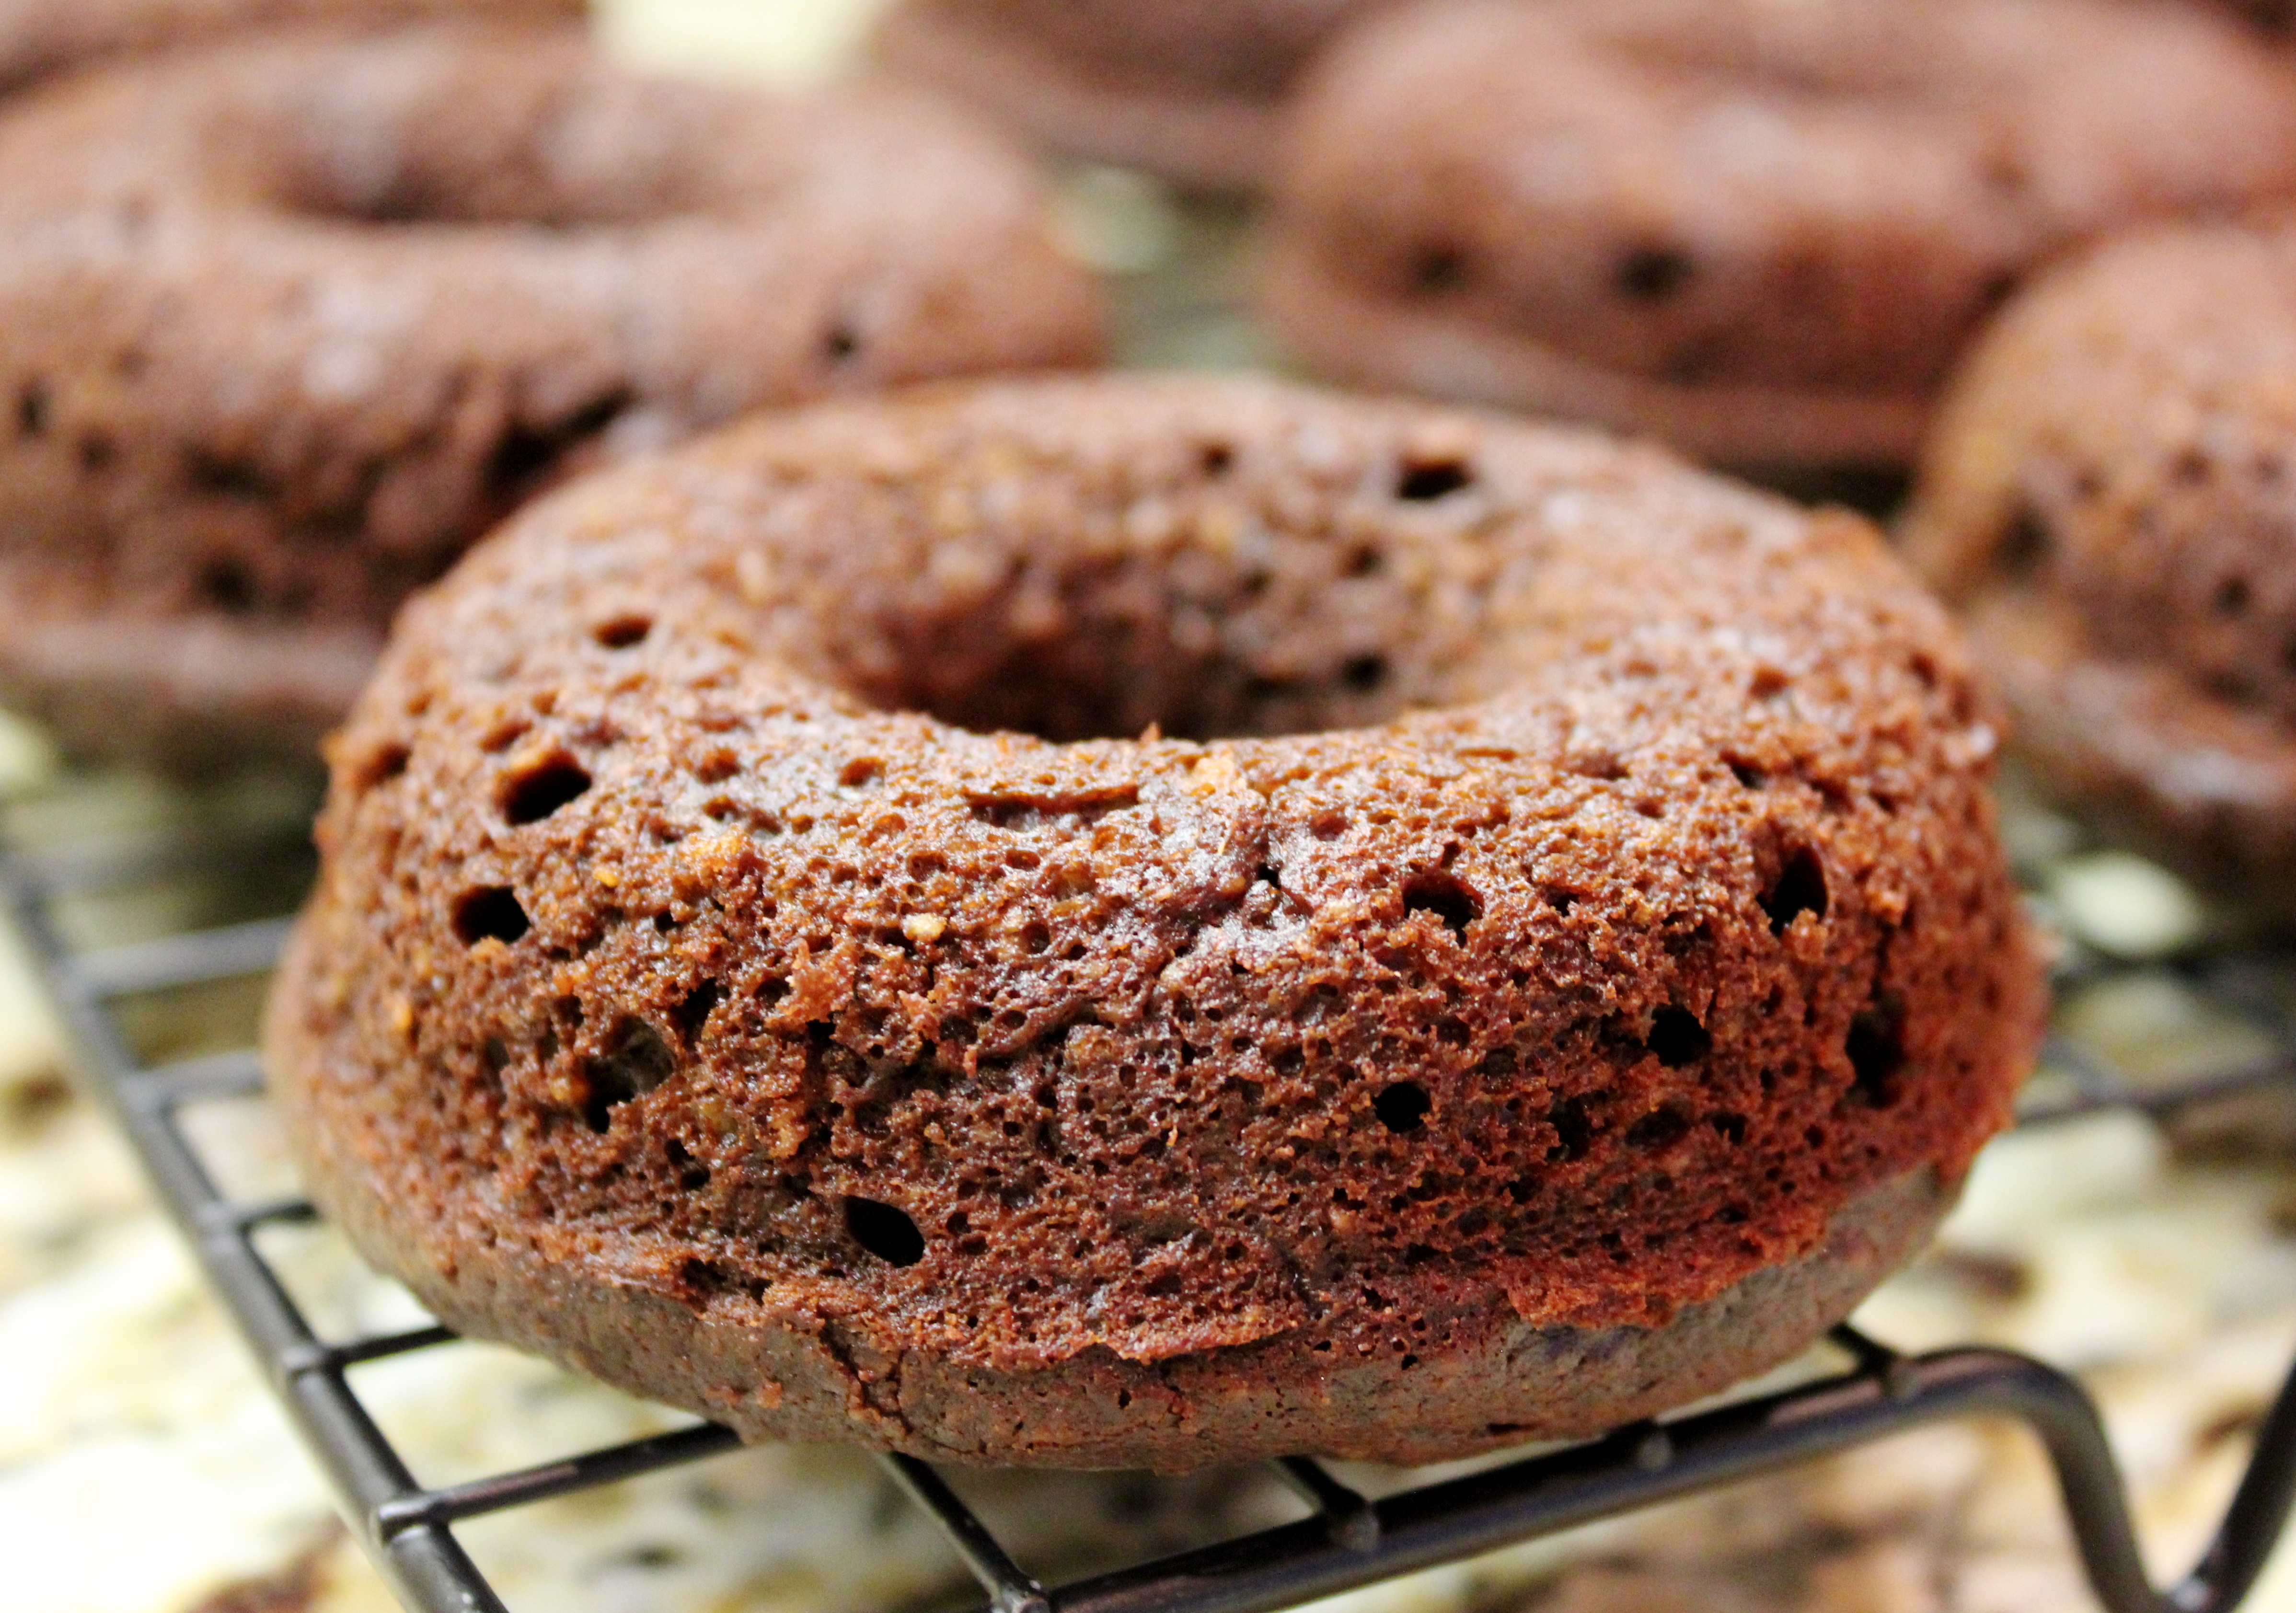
[0,26,1105,765]
[0,0,581,93]
[267,376,2042,1470]
[873,0,1386,191]
[1259,0,2296,471]
[1906,224,2296,908]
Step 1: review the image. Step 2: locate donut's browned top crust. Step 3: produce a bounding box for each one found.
[0,25,1101,737]
[1907,225,2296,891]
[0,0,582,93]
[1262,0,2296,464]
[276,377,2038,1413]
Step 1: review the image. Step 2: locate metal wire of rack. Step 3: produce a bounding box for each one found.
[9,787,2296,1613]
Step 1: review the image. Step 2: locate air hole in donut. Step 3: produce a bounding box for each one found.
[1342,654,1388,691]
[452,885,530,946]
[352,742,411,792]
[844,1196,925,1266]
[1200,443,1235,477]
[1396,457,1473,501]
[1401,871,1481,938]
[1410,244,1469,294]
[2171,448,2211,487]
[500,753,591,825]
[1627,1105,1690,1152]
[1998,505,2052,579]
[1976,271,2021,315]
[485,389,633,512]
[2216,577,2252,617]
[1760,844,1828,934]
[77,434,115,474]
[198,558,258,614]
[1373,1081,1431,1133]
[1343,544,1385,577]
[822,323,863,366]
[1546,1096,1593,1163]
[595,614,652,649]
[1729,760,1765,789]
[1845,998,1905,1107]
[672,979,723,1042]
[16,380,47,440]
[581,1017,674,1131]
[1615,245,1695,302]
[188,449,268,499]
[1648,1007,1711,1068]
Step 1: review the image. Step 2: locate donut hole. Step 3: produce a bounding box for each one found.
[833,553,1431,741]
[843,1196,926,1266]
[484,389,634,513]
[499,752,591,825]
[581,1017,675,1132]
[452,885,530,947]
[1373,1081,1432,1133]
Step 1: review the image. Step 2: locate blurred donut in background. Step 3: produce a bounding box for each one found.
[1258,0,2296,474]
[1905,223,2296,915]
[0,0,584,93]
[871,0,1392,191]
[0,23,1105,768]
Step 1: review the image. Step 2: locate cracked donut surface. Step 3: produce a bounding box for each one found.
[0,24,1103,766]
[268,376,2042,1469]
[1258,0,2296,470]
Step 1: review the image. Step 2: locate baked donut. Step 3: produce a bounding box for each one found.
[266,375,2042,1470]
[0,26,1104,766]
[873,0,1387,191]
[0,0,580,95]
[1906,224,2296,908]
[1258,0,2296,471]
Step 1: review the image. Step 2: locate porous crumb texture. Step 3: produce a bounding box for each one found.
[270,376,2042,1467]
[1906,224,2296,906]
[0,24,1104,764]
[874,0,1388,190]
[1258,0,2296,469]
[0,0,581,94]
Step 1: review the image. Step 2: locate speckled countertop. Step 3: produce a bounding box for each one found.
[9,4,2296,1610]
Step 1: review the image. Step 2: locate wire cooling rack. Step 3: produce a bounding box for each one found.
[7,775,2296,1613]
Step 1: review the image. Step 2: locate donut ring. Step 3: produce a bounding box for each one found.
[1259,0,2296,470]
[1907,225,2296,906]
[872,0,1385,192]
[0,0,581,94]
[0,27,1104,765]
[267,376,2041,1469]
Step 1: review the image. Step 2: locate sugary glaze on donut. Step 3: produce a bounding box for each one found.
[0,26,1104,762]
[1260,0,2296,469]
[874,0,1387,190]
[0,0,581,94]
[1907,225,2296,900]
[271,377,2041,1466]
